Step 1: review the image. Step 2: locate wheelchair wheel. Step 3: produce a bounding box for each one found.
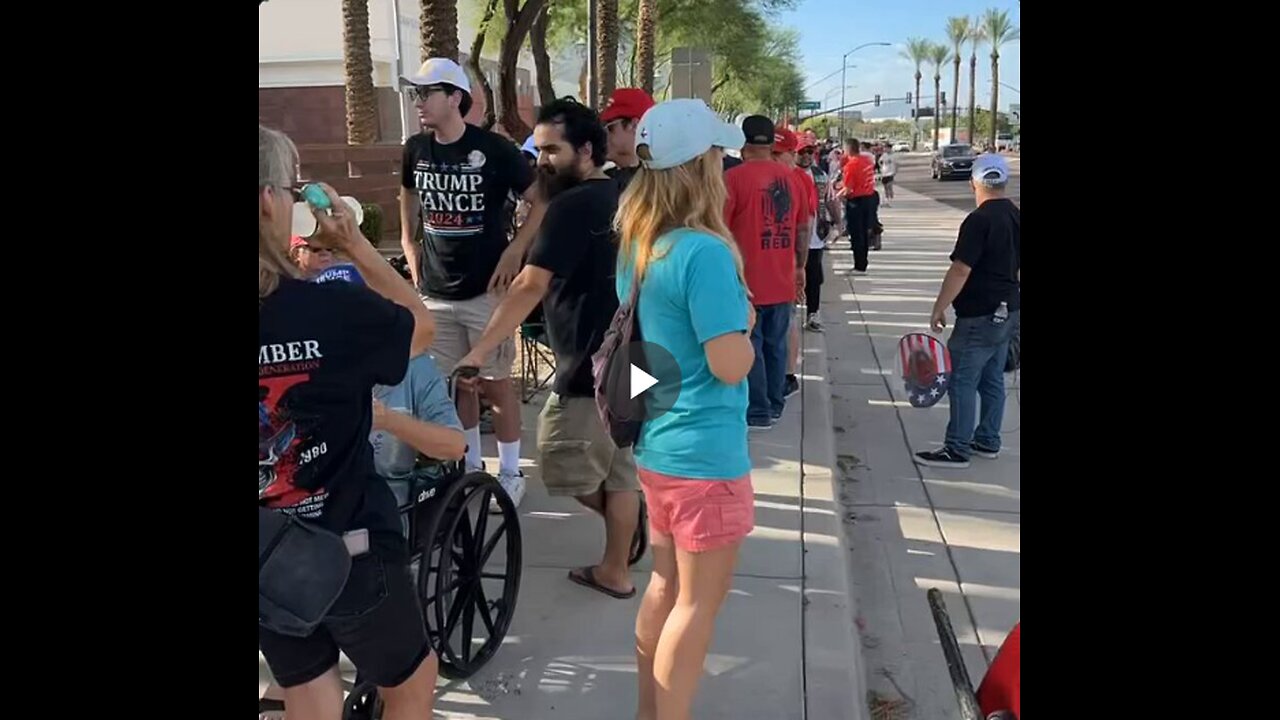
[417,471,522,679]
[341,680,383,720]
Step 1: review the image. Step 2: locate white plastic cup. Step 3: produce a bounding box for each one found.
[291,196,365,240]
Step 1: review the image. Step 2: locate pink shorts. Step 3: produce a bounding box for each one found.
[638,467,755,553]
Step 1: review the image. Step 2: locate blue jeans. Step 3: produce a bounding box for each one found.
[944,310,1020,459]
[748,302,792,423]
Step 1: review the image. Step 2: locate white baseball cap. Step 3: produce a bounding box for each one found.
[971,153,1010,185]
[403,58,471,94]
[636,99,745,170]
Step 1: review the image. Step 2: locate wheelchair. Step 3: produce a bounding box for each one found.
[340,375,524,719]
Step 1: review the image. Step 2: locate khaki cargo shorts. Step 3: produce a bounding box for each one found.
[421,293,515,380]
[536,392,639,497]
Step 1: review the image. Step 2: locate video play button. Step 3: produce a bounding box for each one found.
[612,341,682,420]
[630,364,658,398]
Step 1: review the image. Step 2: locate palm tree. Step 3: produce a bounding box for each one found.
[597,0,619,105]
[902,38,931,151]
[342,0,378,144]
[927,42,950,150]
[636,0,657,95]
[945,17,970,144]
[420,0,459,61]
[497,0,549,140]
[982,8,1020,148]
[966,21,986,144]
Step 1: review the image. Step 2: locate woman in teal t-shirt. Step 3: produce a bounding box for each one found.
[615,99,757,720]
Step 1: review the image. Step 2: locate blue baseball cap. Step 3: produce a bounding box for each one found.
[971,153,1010,186]
[636,99,744,170]
[312,263,366,286]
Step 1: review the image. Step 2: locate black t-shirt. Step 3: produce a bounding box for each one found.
[402,125,534,300]
[606,163,640,193]
[526,178,621,396]
[723,155,743,172]
[951,198,1021,318]
[259,278,415,556]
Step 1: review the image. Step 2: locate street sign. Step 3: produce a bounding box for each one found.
[798,101,821,111]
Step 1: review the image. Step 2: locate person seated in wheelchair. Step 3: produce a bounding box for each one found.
[371,353,467,520]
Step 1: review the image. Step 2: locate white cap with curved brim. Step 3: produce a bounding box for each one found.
[636,99,745,170]
[402,57,471,93]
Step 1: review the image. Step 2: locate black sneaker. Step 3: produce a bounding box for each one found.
[784,375,800,399]
[971,444,1000,459]
[914,448,971,468]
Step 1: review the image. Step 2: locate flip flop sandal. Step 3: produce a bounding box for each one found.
[628,498,649,566]
[568,566,636,599]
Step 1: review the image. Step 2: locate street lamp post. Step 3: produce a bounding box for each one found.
[840,42,891,144]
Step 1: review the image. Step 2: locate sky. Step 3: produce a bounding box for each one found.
[778,0,1020,119]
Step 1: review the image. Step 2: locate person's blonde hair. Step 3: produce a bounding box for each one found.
[260,125,301,302]
[615,149,744,285]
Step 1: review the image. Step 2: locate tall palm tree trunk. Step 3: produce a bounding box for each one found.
[967,53,977,142]
[989,51,1000,148]
[950,55,961,142]
[421,0,459,61]
[933,73,942,149]
[636,0,657,95]
[342,0,378,145]
[913,72,921,150]
[596,0,619,103]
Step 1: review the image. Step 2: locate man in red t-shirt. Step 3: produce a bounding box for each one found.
[773,129,820,401]
[725,116,811,430]
[837,137,877,273]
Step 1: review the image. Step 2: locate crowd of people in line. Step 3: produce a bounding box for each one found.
[260,51,1020,720]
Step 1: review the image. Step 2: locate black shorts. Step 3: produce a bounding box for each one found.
[881,175,894,185]
[259,551,431,688]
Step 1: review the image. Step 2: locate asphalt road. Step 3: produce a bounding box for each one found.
[890,153,1020,211]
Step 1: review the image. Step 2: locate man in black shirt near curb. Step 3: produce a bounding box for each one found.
[916,154,1021,469]
[457,98,644,599]
[399,58,547,507]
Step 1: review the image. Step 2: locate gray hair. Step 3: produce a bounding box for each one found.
[259,125,300,302]
[259,124,297,189]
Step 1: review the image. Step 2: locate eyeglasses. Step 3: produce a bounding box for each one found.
[408,85,450,102]
[605,119,631,134]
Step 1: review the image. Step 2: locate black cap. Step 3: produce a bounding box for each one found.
[741,115,775,146]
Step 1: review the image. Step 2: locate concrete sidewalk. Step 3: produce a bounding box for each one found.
[257,316,865,720]
[815,186,1021,719]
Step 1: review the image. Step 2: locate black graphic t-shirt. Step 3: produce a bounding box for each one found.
[402,125,535,300]
[259,278,414,556]
[951,198,1021,318]
[526,178,621,396]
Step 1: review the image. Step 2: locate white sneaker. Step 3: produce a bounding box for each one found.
[491,469,525,513]
[805,313,824,332]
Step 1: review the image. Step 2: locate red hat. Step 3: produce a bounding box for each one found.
[798,133,818,151]
[600,88,656,123]
[772,127,798,153]
[290,236,307,251]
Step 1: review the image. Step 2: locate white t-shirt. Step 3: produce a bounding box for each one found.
[879,153,897,177]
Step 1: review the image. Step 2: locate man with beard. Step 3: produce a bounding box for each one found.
[457,98,645,599]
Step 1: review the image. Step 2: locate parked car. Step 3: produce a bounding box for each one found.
[931,143,976,180]
[996,133,1015,151]
[893,142,911,153]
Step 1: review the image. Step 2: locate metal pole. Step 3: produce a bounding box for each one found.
[587,0,598,107]
[390,0,409,141]
[839,56,847,144]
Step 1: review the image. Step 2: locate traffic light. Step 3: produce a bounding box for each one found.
[874,94,881,107]
[940,91,946,105]
[906,91,912,104]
